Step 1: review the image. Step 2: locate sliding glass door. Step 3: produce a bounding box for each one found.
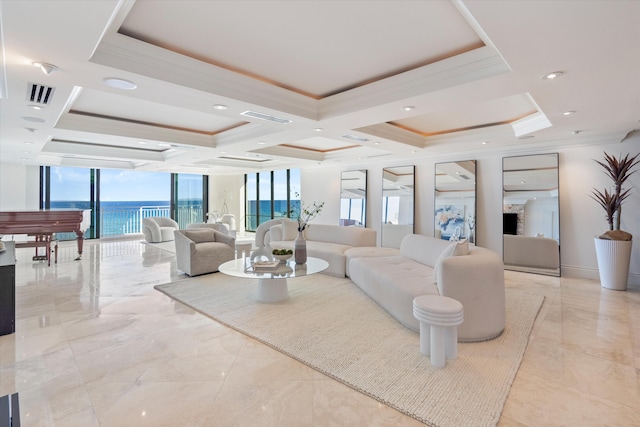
[41,167,207,238]
[244,168,300,232]
[174,173,206,228]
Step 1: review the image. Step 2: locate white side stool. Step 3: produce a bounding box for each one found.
[413,295,464,368]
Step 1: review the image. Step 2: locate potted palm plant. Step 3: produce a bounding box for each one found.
[591,152,639,290]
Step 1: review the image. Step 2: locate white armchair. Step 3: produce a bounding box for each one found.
[187,223,229,234]
[174,229,235,276]
[142,217,179,243]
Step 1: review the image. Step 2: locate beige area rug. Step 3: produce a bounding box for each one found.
[141,240,176,254]
[155,274,543,427]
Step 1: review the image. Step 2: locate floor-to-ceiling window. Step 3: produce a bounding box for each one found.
[41,166,207,238]
[99,169,171,237]
[43,166,94,239]
[245,168,300,231]
[174,173,207,228]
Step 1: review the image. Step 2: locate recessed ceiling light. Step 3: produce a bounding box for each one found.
[257,141,266,145]
[213,104,228,110]
[482,141,489,145]
[22,116,45,123]
[403,106,415,111]
[23,141,33,145]
[32,62,58,75]
[541,71,564,80]
[374,141,381,145]
[521,181,526,184]
[138,141,147,145]
[562,111,576,116]
[314,128,323,132]
[103,78,138,90]
[158,143,171,147]
[28,105,43,110]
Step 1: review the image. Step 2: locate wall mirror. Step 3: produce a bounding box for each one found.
[381,165,415,248]
[340,170,367,227]
[502,153,560,276]
[434,160,477,243]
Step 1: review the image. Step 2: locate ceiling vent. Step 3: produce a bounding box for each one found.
[342,134,369,142]
[459,174,471,180]
[241,110,292,124]
[219,155,271,163]
[27,83,55,106]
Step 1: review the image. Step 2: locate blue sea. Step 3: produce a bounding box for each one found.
[50,200,201,238]
[50,199,297,238]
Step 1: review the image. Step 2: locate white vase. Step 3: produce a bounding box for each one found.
[295,230,307,264]
[594,237,632,291]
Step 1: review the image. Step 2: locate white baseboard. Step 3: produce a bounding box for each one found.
[561,264,640,286]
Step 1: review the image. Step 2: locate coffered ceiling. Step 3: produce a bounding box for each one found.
[1,0,638,175]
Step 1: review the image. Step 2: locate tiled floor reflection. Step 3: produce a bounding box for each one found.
[0,237,638,426]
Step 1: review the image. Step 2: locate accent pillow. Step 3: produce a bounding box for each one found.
[452,239,469,256]
[432,242,457,284]
[281,219,299,241]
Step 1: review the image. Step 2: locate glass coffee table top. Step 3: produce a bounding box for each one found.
[219,256,328,280]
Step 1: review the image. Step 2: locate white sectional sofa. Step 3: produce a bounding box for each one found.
[255,219,376,277]
[503,234,560,271]
[347,234,505,342]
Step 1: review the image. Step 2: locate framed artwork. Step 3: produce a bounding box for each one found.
[434,204,465,240]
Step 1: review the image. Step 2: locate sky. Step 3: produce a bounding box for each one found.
[50,168,173,201]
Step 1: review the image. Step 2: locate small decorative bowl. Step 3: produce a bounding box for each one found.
[272,253,293,263]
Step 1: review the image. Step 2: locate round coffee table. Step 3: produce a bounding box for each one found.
[218,256,329,303]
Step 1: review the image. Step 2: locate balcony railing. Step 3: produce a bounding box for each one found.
[98,205,203,237]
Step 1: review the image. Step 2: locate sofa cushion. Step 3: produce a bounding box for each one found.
[349,255,439,331]
[281,219,299,240]
[343,246,400,276]
[305,224,376,247]
[183,229,216,243]
[400,234,453,267]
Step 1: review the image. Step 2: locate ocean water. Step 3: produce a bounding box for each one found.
[50,199,297,237]
[246,200,300,230]
[49,200,201,238]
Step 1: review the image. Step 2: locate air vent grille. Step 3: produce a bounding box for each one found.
[342,134,369,142]
[27,83,55,106]
[240,110,292,124]
[459,174,470,180]
[219,155,271,163]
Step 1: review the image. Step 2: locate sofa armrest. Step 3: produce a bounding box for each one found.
[143,218,162,242]
[213,230,235,248]
[174,230,196,263]
[437,247,505,341]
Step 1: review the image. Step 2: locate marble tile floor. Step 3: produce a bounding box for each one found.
[0,237,639,426]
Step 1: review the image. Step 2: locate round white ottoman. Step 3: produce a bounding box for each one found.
[413,295,464,368]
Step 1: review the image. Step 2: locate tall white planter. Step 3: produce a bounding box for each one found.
[594,238,632,290]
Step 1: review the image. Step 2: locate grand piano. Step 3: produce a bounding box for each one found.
[0,209,91,265]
